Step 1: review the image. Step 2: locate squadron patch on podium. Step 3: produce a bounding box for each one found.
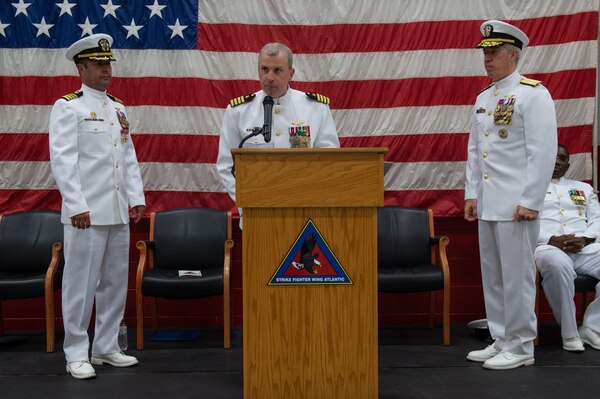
[268,219,352,286]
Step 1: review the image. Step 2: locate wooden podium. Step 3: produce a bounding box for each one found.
[232,148,386,399]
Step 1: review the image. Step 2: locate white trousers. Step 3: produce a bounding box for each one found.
[535,243,600,337]
[62,224,129,362]
[478,219,539,355]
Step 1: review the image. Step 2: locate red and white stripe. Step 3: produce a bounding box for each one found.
[1,0,597,216]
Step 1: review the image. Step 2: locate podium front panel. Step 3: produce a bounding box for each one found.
[243,207,378,399]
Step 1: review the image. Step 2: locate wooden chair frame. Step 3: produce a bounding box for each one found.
[0,214,63,353]
[427,209,451,346]
[135,210,234,350]
[379,208,451,345]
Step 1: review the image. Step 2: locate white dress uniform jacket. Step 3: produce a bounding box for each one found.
[536,178,600,337]
[465,70,557,219]
[217,88,340,202]
[464,70,557,356]
[49,84,145,224]
[538,178,600,245]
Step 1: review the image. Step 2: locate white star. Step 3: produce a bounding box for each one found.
[56,0,76,17]
[77,17,97,37]
[100,0,121,19]
[33,16,54,38]
[0,20,9,37]
[12,0,31,17]
[146,0,166,19]
[167,18,187,39]
[123,19,142,39]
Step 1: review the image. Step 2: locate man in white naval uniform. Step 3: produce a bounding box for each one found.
[464,20,557,370]
[49,34,145,379]
[535,144,600,352]
[217,42,340,206]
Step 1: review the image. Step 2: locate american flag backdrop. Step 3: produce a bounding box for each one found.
[0,0,598,216]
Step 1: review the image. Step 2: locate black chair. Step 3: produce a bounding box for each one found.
[0,210,64,352]
[135,208,234,350]
[378,206,451,345]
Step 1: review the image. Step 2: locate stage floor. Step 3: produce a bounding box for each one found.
[1,324,598,398]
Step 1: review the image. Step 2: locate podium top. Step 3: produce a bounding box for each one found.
[232,147,388,208]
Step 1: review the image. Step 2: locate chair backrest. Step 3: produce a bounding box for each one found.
[0,210,63,273]
[377,207,432,269]
[152,208,228,270]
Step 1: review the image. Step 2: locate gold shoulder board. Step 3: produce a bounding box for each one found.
[520,78,541,87]
[230,93,256,107]
[107,93,124,104]
[60,90,83,101]
[306,92,330,105]
[478,83,494,95]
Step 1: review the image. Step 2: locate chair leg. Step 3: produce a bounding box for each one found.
[534,273,540,346]
[581,292,590,314]
[45,290,56,353]
[224,290,231,350]
[428,292,435,328]
[0,301,4,336]
[136,289,144,350]
[442,288,450,346]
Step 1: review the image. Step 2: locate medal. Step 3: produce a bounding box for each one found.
[569,189,587,206]
[289,124,311,148]
[116,108,130,144]
[494,96,515,125]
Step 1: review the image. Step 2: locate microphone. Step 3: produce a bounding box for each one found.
[262,96,274,143]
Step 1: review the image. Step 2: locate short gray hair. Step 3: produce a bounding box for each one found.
[503,43,521,65]
[259,42,293,69]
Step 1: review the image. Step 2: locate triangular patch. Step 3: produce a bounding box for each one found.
[268,219,352,285]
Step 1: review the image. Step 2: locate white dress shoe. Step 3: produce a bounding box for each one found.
[562,336,585,352]
[482,351,534,370]
[66,361,96,379]
[466,345,501,362]
[578,326,600,350]
[91,352,139,367]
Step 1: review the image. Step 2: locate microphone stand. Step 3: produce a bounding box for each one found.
[231,127,264,177]
[238,127,264,149]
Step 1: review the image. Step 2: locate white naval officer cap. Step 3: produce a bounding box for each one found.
[65,33,116,62]
[476,20,529,50]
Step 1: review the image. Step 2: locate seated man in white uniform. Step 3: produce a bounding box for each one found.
[216,42,340,209]
[535,144,600,351]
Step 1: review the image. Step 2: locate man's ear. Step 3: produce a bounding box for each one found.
[76,62,85,76]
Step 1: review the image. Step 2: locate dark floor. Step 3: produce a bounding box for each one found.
[0,324,598,399]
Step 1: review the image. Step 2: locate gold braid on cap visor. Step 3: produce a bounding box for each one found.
[477,38,516,48]
[76,52,116,61]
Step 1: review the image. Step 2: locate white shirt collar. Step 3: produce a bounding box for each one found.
[81,83,107,99]
[494,70,521,90]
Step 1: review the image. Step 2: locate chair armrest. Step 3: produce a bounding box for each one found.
[136,240,154,278]
[45,242,64,293]
[223,239,235,278]
[432,235,450,275]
